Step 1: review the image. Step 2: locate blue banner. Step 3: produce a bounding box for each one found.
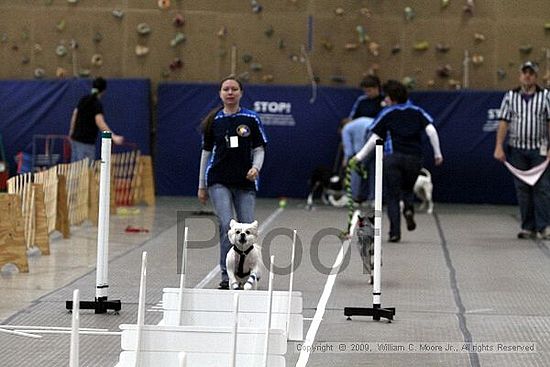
[0,79,151,174]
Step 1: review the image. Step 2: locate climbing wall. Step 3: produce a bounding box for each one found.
[0,0,549,89]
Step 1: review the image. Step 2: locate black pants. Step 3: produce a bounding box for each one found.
[384,153,422,237]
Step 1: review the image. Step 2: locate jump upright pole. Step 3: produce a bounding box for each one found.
[66,131,121,314]
[344,139,395,321]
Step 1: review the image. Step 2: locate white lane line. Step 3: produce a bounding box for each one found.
[296,212,359,367]
[194,207,285,289]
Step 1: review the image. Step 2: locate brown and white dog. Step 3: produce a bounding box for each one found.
[226,220,262,290]
[413,168,434,214]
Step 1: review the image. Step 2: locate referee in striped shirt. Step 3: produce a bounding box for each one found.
[494,61,550,240]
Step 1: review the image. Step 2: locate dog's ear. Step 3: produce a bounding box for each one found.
[229,219,237,228]
[251,220,259,231]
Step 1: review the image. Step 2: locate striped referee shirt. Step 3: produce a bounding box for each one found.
[498,85,550,150]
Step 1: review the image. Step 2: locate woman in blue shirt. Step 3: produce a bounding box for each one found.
[197,76,268,289]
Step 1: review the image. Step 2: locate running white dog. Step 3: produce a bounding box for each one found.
[414,168,434,214]
[226,220,262,290]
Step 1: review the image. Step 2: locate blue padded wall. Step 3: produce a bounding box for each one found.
[0,78,151,174]
[156,83,517,205]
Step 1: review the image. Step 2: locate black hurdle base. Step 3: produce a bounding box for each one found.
[344,304,395,322]
[66,297,121,314]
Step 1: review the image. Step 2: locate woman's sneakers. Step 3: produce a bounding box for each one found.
[517,230,537,239]
[218,280,229,290]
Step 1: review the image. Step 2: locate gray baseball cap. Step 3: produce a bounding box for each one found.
[520,61,539,73]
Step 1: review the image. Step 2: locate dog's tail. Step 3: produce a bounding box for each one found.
[419,167,431,178]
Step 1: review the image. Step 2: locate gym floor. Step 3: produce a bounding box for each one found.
[0,197,549,367]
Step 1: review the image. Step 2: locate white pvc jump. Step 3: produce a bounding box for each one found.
[115,324,286,367]
[159,288,303,341]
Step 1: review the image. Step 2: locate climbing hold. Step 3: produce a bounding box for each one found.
[356,25,367,44]
[55,44,68,57]
[137,23,152,35]
[368,42,380,56]
[56,20,66,32]
[413,41,429,51]
[330,75,346,84]
[21,55,30,64]
[34,68,45,79]
[93,32,103,43]
[519,45,533,54]
[161,70,170,79]
[345,43,359,51]
[250,63,262,71]
[436,43,450,53]
[262,74,274,82]
[158,0,170,10]
[78,69,91,77]
[474,33,485,43]
[251,0,262,13]
[69,39,78,49]
[463,0,474,15]
[91,54,103,67]
[391,44,401,54]
[169,58,183,71]
[67,0,78,4]
[173,14,185,27]
[441,0,450,8]
[334,7,344,16]
[427,79,435,87]
[496,68,506,80]
[436,64,452,78]
[278,39,285,49]
[360,8,371,17]
[404,7,415,21]
[242,54,253,63]
[238,71,250,81]
[402,76,416,89]
[112,9,124,19]
[170,32,186,47]
[471,54,484,65]
[448,79,461,89]
[264,26,274,38]
[321,39,334,51]
[135,45,149,56]
[33,43,42,54]
[217,26,227,38]
[290,54,299,62]
[56,67,67,78]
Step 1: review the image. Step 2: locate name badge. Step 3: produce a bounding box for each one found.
[541,141,548,156]
[230,136,239,148]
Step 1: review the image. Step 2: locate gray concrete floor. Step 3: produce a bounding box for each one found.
[0,197,549,367]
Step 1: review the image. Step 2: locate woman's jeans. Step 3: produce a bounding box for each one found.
[208,184,256,281]
[508,147,550,232]
[71,140,96,162]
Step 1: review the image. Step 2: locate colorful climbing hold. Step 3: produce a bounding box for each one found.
[137,23,152,35]
[435,43,450,53]
[173,14,185,27]
[170,32,186,47]
[404,7,415,21]
[55,44,68,57]
[135,45,149,56]
[91,54,103,67]
[158,0,170,10]
[356,25,367,44]
[112,9,124,19]
[413,41,429,51]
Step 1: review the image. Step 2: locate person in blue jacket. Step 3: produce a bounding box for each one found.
[351,80,443,242]
[197,76,268,289]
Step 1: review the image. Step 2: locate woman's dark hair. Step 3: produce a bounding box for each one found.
[200,76,243,134]
[92,77,107,95]
[360,75,381,90]
[383,80,408,104]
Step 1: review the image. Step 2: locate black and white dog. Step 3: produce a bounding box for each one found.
[226,220,262,290]
[413,168,434,214]
[305,166,347,210]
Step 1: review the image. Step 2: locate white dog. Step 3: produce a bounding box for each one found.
[226,219,262,290]
[414,168,434,214]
